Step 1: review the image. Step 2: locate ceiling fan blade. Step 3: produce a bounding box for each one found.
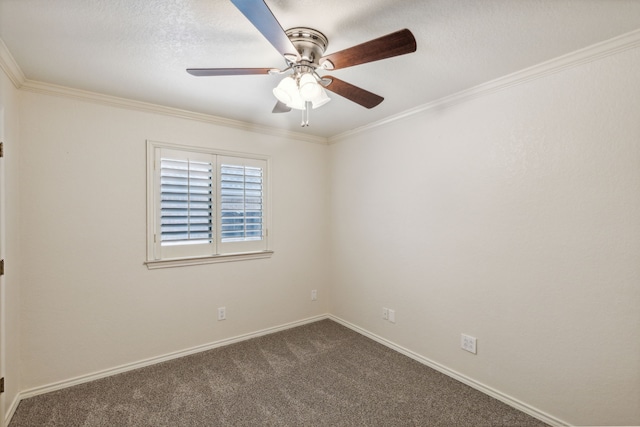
[272,101,291,113]
[323,76,384,109]
[187,68,272,76]
[230,0,299,60]
[320,29,416,70]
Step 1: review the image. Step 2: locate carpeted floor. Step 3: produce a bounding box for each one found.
[10,319,548,426]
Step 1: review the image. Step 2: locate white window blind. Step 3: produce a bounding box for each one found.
[160,158,213,246]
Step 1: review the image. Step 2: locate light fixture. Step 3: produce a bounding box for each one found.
[311,88,331,109]
[299,73,321,101]
[273,71,331,126]
[272,76,297,105]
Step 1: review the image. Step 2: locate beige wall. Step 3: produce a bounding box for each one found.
[17,92,330,390]
[328,47,640,425]
[0,59,22,422]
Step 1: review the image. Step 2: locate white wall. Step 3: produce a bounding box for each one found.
[328,47,640,425]
[17,92,330,390]
[0,57,22,422]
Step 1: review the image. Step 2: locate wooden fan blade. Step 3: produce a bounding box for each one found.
[231,0,299,59]
[272,101,291,113]
[323,76,384,109]
[187,68,272,76]
[320,29,416,70]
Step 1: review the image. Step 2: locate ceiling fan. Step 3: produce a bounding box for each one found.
[187,0,417,126]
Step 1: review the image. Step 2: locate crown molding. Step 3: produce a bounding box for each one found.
[0,38,26,88]
[20,80,328,144]
[5,28,640,145]
[1,35,325,144]
[328,28,640,144]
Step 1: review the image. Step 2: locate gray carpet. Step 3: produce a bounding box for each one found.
[10,319,548,426]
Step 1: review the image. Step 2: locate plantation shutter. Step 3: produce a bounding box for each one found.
[148,143,269,262]
[160,158,213,245]
[220,163,263,241]
[218,156,267,253]
[154,148,215,260]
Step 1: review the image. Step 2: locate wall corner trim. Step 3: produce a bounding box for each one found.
[327,28,640,144]
[328,315,570,427]
[0,38,26,89]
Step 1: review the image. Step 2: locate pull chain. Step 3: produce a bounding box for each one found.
[301,101,311,127]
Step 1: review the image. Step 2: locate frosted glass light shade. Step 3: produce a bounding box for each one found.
[272,76,297,104]
[286,90,306,110]
[273,74,330,111]
[299,73,322,102]
[312,88,331,109]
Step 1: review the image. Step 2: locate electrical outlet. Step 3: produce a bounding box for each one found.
[388,309,396,323]
[217,307,226,321]
[382,307,389,320]
[311,290,317,301]
[461,334,477,354]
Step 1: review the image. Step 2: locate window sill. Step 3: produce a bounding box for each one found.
[145,250,274,270]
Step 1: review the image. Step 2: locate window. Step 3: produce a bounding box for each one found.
[146,141,271,268]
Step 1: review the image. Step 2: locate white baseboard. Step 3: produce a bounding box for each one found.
[15,314,329,403]
[9,314,568,427]
[4,393,20,427]
[328,315,569,427]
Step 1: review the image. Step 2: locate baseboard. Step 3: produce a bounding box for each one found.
[10,313,569,426]
[4,393,20,427]
[328,315,569,427]
[16,314,329,403]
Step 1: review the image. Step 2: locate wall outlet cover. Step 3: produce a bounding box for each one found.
[388,309,396,323]
[461,334,477,354]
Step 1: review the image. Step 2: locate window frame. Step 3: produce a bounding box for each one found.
[145,140,272,269]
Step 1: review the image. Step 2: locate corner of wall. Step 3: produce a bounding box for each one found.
[0,39,26,90]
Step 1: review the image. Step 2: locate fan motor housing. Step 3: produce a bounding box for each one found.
[286,27,328,66]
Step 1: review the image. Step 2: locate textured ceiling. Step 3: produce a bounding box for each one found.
[1,0,640,138]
